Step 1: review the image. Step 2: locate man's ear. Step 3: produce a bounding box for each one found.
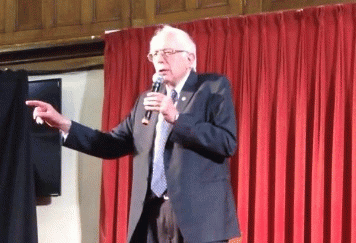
[187,53,195,63]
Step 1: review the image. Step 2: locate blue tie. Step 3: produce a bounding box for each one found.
[151,90,178,197]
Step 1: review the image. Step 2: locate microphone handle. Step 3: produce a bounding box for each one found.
[142,81,161,125]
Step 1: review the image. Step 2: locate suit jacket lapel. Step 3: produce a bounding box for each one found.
[176,71,198,113]
[165,71,198,136]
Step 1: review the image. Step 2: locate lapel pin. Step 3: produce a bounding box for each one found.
[181,96,186,101]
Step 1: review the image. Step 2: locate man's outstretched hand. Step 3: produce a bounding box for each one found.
[26,100,71,133]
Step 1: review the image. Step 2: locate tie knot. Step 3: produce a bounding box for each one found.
[170,90,178,103]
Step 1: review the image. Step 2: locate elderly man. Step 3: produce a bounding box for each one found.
[27,25,241,243]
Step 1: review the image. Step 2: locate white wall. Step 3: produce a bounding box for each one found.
[29,70,104,243]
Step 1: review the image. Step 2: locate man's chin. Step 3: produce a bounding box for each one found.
[159,72,170,78]
[163,78,176,87]
[163,79,171,84]
[161,74,171,82]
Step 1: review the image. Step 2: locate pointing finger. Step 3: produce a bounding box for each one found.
[26,100,49,108]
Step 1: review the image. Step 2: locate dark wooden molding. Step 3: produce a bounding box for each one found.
[0,39,104,66]
[0,37,105,74]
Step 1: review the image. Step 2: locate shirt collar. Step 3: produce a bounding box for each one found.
[165,70,191,97]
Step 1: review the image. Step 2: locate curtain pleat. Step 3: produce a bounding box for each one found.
[293,11,307,243]
[254,15,271,243]
[235,16,251,243]
[102,3,356,243]
[330,7,345,243]
[274,13,287,243]
[352,6,356,243]
[311,7,326,243]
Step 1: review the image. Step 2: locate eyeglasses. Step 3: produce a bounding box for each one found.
[147,48,189,62]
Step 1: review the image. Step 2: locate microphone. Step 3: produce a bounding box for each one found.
[142,73,164,125]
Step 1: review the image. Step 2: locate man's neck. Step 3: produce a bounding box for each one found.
[166,69,191,93]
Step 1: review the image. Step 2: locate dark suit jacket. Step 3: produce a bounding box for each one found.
[64,71,241,242]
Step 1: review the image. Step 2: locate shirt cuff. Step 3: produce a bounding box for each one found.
[61,130,69,142]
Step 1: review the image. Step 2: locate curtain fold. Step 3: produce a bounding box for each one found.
[0,70,38,243]
[293,10,307,243]
[330,7,345,243]
[102,3,356,242]
[352,8,356,242]
[311,7,326,243]
[274,13,287,243]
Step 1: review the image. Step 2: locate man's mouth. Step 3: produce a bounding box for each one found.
[158,69,170,74]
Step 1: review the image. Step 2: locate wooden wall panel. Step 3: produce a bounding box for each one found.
[42,0,56,29]
[243,0,262,14]
[156,0,186,14]
[135,0,242,27]
[56,0,81,26]
[198,0,229,9]
[0,0,243,47]
[8,0,354,51]
[0,0,5,33]
[94,0,121,22]
[16,0,42,31]
[263,0,356,12]
[132,0,146,20]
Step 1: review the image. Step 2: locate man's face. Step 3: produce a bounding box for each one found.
[150,33,194,87]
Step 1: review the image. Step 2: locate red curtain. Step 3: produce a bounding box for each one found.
[101,3,356,243]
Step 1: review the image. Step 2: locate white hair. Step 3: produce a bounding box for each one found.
[150,25,197,71]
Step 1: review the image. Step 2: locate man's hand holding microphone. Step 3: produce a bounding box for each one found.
[142,74,179,125]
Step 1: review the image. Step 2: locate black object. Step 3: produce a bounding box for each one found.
[0,70,38,243]
[142,74,163,125]
[28,78,62,196]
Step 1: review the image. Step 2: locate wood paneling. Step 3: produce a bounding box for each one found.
[42,0,55,29]
[81,0,92,24]
[0,40,104,72]
[0,0,5,33]
[0,56,104,72]
[263,0,356,12]
[0,22,121,45]
[0,0,244,72]
[3,0,354,62]
[56,0,81,26]
[16,0,42,31]
[243,0,262,14]
[156,0,186,14]
[132,0,146,19]
[0,40,103,65]
[0,0,243,46]
[94,0,121,22]
[134,0,242,27]
[198,0,229,9]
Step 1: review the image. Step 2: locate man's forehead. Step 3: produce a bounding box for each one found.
[150,33,183,51]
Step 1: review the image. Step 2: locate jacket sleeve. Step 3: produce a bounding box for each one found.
[170,76,237,158]
[63,99,139,159]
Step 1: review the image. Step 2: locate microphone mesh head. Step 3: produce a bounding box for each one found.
[152,73,164,83]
